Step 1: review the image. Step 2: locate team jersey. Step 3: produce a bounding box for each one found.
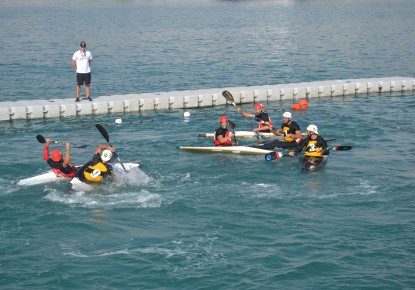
[296,136,329,157]
[255,112,272,132]
[47,159,77,177]
[43,145,77,177]
[279,121,301,142]
[78,153,113,183]
[214,127,233,146]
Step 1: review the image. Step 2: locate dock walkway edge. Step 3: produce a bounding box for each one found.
[1,76,414,121]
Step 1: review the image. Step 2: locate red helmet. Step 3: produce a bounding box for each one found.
[254,103,263,110]
[51,149,62,162]
[219,116,228,123]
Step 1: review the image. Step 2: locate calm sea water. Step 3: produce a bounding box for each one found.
[1,1,415,289]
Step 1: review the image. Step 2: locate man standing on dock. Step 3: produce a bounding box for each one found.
[72,41,93,102]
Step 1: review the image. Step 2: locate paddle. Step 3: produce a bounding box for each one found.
[221,90,264,140]
[264,145,353,161]
[228,119,238,145]
[36,134,87,148]
[95,124,127,172]
[254,118,307,138]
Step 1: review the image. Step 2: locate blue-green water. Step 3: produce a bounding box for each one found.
[1,1,415,289]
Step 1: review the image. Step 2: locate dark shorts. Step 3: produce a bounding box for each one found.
[76,73,91,85]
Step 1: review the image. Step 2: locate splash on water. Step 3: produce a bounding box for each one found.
[44,168,164,208]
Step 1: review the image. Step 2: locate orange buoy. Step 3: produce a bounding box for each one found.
[299,99,308,109]
[292,103,301,110]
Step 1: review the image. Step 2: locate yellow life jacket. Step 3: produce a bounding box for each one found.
[83,162,108,182]
[304,140,324,157]
[281,125,295,142]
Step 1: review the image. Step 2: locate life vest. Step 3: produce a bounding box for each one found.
[304,139,324,157]
[82,162,109,182]
[281,124,296,142]
[51,165,77,178]
[258,116,272,130]
[255,113,272,132]
[214,130,233,146]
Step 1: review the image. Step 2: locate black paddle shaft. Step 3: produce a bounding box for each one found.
[95,124,127,172]
[36,134,87,148]
[221,90,264,140]
[228,119,238,144]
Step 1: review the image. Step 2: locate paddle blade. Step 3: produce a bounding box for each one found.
[36,135,46,144]
[264,151,284,161]
[222,90,236,106]
[95,124,109,142]
[228,119,236,130]
[332,145,352,151]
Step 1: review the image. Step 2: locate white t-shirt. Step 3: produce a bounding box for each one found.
[72,50,92,73]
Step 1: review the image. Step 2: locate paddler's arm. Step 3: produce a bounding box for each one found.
[107,165,115,180]
[95,144,116,154]
[292,129,303,139]
[217,132,234,145]
[236,106,255,118]
[288,139,306,156]
[272,128,283,136]
[71,59,77,72]
[62,142,71,167]
[256,121,271,132]
[43,139,51,160]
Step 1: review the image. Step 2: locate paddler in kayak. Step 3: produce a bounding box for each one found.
[214,116,235,146]
[273,112,302,142]
[74,144,116,184]
[253,111,302,150]
[288,124,329,157]
[44,139,77,178]
[237,103,273,133]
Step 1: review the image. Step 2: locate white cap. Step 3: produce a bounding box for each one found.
[307,124,319,135]
[282,112,292,119]
[101,149,113,162]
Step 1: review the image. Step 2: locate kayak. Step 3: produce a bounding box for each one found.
[299,156,328,173]
[198,131,309,139]
[70,162,141,191]
[198,131,276,138]
[178,146,273,155]
[17,163,140,187]
[251,139,299,150]
[17,171,72,186]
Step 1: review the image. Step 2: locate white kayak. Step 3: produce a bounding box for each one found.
[70,162,141,191]
[17,171,69,186]
[198,131,276,138]
[17,162,140,187]
[198,131,308,139]
[178,146,273,155]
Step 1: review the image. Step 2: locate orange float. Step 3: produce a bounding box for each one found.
[292,104,301,110]
[292,99,308,110]
[299,99,308,109]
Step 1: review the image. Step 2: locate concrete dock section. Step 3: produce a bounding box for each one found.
[1,76,414,121]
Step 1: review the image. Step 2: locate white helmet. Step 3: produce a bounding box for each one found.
[307,124,319,135]
[101,149,113,162]
[282,112,292,119]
